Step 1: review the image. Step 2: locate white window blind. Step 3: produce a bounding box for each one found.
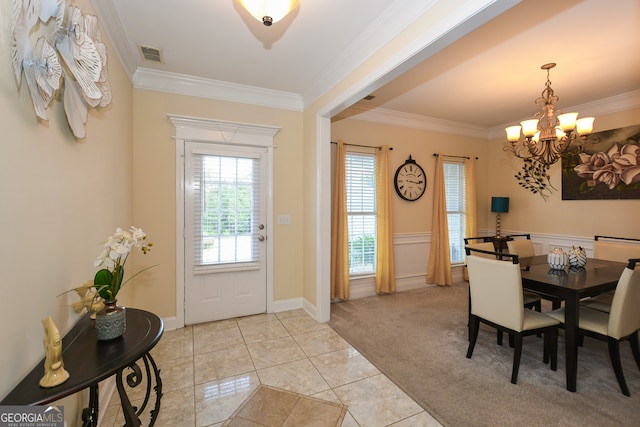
[444,162,466,263]
[346,152,377,274]
[191,153,260,267]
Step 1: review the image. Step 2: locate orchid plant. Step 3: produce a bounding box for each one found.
[92,226,154,302]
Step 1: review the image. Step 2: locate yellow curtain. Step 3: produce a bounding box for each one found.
[463,156,477,281]
[375,145,396,294]
[426,153,452,286]
[331,140,350,299]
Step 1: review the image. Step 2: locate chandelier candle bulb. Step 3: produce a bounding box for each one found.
[576,117,594,135]
[506,126,522,142]
[521,119,539,137]
[558,112,578,131]
[532,131,540,143]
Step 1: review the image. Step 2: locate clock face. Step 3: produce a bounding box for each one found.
[394,159,426,201]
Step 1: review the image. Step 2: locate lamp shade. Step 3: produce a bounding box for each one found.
[238,0,299,25]
[491,197,509,213]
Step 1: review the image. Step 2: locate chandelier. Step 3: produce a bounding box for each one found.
[237,0,300,26]
[504,63,595,166]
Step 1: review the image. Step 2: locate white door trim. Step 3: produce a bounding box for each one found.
[169,114,279,329]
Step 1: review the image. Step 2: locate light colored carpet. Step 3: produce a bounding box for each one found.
[328,283,640,427]
[223,384,347,426]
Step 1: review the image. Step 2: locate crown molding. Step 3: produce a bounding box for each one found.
[90,0,137,81]
[133,68,304,112]
[339,106,491,139]
[338,90,640,140]
[128,1,440,112]
[488,90,640,140]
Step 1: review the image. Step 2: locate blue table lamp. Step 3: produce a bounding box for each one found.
[491,197,509,238]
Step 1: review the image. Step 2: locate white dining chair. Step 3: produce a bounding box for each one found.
[465,244,542,345]
[506,238,535,258]
[594,236,640,262]
[466,254,560,384]
[547,258,640,396]
[582,236,640,313]
[504,237,560,310]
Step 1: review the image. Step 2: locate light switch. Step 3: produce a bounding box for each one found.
[277,214,291,225]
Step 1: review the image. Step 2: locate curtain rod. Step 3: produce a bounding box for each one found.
[331,141,393,150]
[433,153,478,160]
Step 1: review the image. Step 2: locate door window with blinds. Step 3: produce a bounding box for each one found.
[346,152,377,275]
[444,161,466,263]
[189,152,261,271]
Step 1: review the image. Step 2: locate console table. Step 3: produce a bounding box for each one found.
[0,308,164,427]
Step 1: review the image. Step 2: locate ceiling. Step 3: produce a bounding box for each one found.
[92,0,640,135]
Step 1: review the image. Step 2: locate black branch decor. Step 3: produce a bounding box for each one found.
[515,157,556,201]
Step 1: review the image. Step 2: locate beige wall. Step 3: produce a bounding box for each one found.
[487,108,640,237]
[0,0,133,414]
[1,0,636,409]
[130,90,305,318]
[331,119,490,233]
[331,110,640,241]
[301,0,506,315]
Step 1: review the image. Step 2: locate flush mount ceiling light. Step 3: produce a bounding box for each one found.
[237,0,300,26]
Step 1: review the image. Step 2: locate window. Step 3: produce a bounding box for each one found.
[444,162,466,263]
[346,152,377,274]
[192,154,260,267]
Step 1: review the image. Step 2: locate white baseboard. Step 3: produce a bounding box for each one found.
[347,274,435,300]
[162,316,180,331]
[396,275,429,291]
[273,297,304,313]
[162,299,305,331]
[451,264,465,283]
[301,298,317,319]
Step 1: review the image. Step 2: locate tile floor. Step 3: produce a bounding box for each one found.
[223,384,347,426]
[99,309,442,426]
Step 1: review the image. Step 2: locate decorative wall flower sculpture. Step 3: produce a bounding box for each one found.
[11,0,111,139]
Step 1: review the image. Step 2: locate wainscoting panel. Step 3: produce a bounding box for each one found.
[394,232,430,283]
[510,231,595,257]
[345,230,596,300]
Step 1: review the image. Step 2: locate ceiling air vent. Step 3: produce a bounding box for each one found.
[138,45,164,63]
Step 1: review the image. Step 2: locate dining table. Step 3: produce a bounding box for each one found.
[519,255,626,392]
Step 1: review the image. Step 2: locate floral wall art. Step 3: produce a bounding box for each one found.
[11,0,111,139]
[562,125,640,200]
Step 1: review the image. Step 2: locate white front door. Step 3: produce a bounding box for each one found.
[184,141,268,324]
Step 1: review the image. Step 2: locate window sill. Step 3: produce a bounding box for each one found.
[350,273,375,281]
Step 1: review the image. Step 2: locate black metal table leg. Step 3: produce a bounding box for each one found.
[81,383,99,427]
[115,353,163,426]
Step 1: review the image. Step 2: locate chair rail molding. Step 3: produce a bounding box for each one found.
[504,231,595,257]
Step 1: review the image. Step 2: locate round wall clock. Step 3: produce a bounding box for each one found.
[394,155,426,201]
